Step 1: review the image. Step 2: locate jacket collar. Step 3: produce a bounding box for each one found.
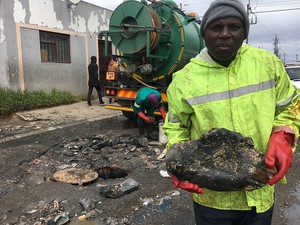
[194,44,249,65]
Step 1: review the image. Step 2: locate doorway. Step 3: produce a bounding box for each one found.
[98,40,112,95]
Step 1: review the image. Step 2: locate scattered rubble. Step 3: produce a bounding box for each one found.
[1,102,299,225]
[4,132,176,225]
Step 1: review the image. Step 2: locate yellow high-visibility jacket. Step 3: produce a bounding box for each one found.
[163,44,300,213]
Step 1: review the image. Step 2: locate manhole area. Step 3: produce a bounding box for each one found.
[98,165,131,180]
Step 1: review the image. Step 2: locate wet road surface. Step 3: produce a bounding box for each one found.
[0,101,299,225]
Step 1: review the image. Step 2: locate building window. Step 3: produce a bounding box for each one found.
[40,31,70,63]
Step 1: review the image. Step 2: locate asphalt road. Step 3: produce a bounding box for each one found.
[0,100,299,225]
[0,101,196,225]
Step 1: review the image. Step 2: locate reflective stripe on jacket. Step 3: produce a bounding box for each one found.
[163,44,300,213]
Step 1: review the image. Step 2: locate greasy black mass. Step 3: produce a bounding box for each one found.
[165,128,276,191]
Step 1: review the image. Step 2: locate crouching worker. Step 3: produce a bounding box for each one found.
[133,87,166,140]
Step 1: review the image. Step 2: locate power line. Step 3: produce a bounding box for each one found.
[255,7,300,13]
[183,0,300,16]
[255,18,275,36]
[254,0,300,7]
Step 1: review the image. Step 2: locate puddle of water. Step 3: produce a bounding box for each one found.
[283,185,300,225]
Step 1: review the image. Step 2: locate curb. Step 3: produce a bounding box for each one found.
[0,115,121,144]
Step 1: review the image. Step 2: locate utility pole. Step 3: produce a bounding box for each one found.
[246,0,250,44]
[246,0,257,44]
[179,2,187,11]
[273,35,279,57]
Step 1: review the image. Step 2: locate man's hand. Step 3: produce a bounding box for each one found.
[137,112,154,124]
[170,173,204,194]
[144,116,154,124]
[158,106,166,122]
[265,131,294,185]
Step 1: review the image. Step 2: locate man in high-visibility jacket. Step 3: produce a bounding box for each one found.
[133,87,166,140]
[163,0,300,224]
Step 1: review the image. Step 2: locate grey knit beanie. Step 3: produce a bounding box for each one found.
[200,0,249,39]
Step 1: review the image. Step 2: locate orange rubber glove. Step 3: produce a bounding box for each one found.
[265,131,294,185]
[170,173,204,194]
[158,106,166,122]
[137,112,154,124]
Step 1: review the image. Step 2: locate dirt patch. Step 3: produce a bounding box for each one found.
[0,99,122,143]
[0,99,122,126]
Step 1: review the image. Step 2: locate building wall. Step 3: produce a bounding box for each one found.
[0,3,10,88]
[0,0,112,96]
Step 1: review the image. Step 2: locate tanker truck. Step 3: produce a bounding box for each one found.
[100,0,205,119]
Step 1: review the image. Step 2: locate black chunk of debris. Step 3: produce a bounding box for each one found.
[79,196,94,211]
[138,137,148,147]
[111,134,133,145]
[120,178,139,195]
[165,128,276,191]
[99,178,139,198]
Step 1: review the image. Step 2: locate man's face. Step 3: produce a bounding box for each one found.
[204,17,245,67]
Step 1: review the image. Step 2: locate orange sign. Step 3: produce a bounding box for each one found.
[106,72,116,80]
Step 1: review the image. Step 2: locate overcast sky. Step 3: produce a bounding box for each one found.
[83,0,300,64]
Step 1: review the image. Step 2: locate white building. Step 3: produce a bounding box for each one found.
[0,0,114,96]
